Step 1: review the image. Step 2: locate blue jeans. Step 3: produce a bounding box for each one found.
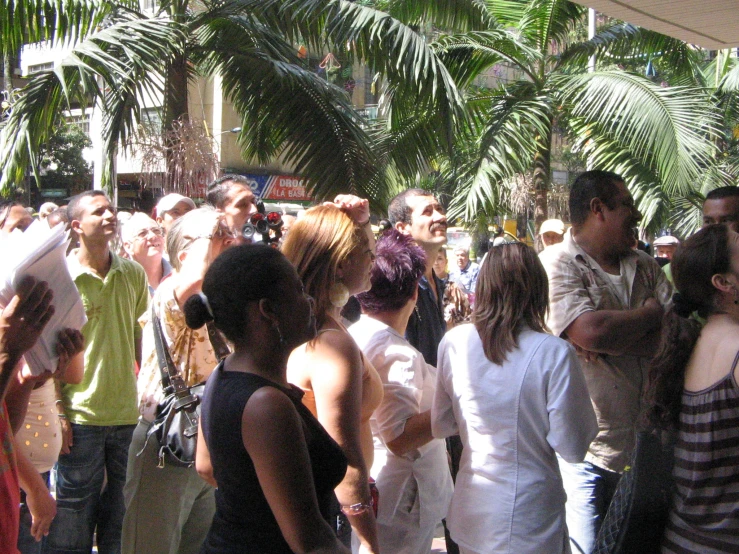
[46,423,135,554]
[558,456,621,554]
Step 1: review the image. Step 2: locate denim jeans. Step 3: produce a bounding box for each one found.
[46,423,135,554]
[558,456,621,554]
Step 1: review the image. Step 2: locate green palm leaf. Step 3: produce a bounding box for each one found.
[557,71,717,196]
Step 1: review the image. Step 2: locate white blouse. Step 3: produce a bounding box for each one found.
[349,316,452,531]
[432,324,598,554]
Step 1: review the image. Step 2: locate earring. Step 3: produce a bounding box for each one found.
[329,281,350,308]
[272,321,287,348]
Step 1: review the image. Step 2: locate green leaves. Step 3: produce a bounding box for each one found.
[559,71,717,197]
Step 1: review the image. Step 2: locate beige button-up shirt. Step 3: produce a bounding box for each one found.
[539,230,673,472]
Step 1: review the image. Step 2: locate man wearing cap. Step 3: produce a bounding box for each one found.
[538,218,565,251]
[155,193,196,235]
[653,235,679,261]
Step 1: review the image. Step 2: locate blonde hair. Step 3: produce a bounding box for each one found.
[166,207,219,272]
[281,205,362,325]
[472,243,548,364]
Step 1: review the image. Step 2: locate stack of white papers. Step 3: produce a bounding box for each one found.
[0,220,87,375]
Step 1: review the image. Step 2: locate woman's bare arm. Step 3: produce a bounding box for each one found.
[195,419,217,487]
[309,331,379,554]
[243,386,349,554]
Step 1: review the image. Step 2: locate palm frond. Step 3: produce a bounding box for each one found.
[432,30,541,87]
[0,14,183,194]
[0,0,137,55]
[557,71,717,197]
[448,84,552,220]
[556,23,703,85]
[195,17,379,203]
[383,0,493,32]
[519,0,584,54]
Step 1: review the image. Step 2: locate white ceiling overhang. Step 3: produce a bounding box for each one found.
[569,0,739,50]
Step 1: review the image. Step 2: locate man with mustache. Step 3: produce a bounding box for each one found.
[539,170,672,554]
[389,189,448,367]
[389,189,457,554]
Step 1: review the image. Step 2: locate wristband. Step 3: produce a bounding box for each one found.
[57,413,68,420]
[341,500,373,516]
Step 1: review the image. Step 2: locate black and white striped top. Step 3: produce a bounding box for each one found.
[662,353,739,554]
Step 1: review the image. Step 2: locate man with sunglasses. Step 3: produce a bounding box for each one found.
[539,170,672,554]
[47,191,149,554]
[121,212,172,294]
[206,174,258,244]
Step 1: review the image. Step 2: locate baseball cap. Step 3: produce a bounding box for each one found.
[653,235,679,246]
[539,219,565,236]
[156,193,196,217]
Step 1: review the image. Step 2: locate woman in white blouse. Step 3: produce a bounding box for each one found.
[349,230,453,554]
[432,242,597,554]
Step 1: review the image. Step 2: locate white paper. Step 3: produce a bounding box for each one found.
[0,220,87,375]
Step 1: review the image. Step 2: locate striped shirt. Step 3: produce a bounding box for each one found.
[662,355,739,553]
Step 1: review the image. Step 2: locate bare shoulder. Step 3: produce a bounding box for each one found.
[242,386,298,428]
[309,328,362,369]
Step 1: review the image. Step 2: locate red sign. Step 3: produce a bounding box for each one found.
[263,175,311,202]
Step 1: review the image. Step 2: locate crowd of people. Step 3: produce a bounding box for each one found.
[0,169,737,554]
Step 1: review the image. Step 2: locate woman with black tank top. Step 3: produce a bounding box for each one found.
[184,245,349,554]
[645,224,739,554]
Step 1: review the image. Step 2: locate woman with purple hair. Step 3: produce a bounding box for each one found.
[348,230,453,554]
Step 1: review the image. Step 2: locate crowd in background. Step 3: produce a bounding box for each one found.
[0,170,737,554]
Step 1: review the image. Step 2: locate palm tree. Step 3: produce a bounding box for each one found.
[411,0,719,228]
[0,0,465,207]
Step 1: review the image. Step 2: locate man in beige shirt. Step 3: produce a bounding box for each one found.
[539,170,673,554]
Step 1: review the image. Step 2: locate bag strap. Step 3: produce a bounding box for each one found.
[206,321,230,360]
[152,306,189,398]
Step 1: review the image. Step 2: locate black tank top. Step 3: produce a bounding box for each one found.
[200,363,347,553]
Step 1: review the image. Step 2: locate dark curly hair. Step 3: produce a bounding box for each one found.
[644,224,731,429]
[183,244,294,345]
[356,229,426,313]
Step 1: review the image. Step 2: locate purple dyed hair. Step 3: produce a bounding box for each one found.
[356,229,426,313]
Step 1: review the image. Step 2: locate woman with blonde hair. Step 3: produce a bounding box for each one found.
[432,243,597,554]
[282,197,383,553]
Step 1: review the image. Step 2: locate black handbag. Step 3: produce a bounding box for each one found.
[144,306,228,468]
[593,430,675,554]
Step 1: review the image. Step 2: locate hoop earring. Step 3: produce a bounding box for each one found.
[329,281,350,308]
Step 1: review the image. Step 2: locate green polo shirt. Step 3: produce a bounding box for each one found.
[63,251,149,425]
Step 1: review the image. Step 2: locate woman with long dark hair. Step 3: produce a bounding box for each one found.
[432,243,597,554]
[645,224,739,553]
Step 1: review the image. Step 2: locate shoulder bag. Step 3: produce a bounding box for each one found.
[593,429,675,554]
[144,306,229,468]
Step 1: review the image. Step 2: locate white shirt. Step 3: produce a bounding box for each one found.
[349,316,453,530]
[432,324,598,553]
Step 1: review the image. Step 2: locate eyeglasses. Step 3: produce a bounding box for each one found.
[134,226,165,240]
[186,224,236,243]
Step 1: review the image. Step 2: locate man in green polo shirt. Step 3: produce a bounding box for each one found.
[47,191,148,554]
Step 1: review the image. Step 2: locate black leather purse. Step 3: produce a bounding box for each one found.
[144,306,228,468]
[593,430,675,554]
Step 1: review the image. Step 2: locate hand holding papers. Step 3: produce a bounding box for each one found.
[0,220,87,375]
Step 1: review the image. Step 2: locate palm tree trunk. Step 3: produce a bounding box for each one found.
[532,128,552,229]
[162,52,189,190]
[2,50,12,94]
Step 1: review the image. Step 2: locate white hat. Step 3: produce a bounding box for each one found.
[539,219,565,236]
[156,193,196,217]
[653,235,679,246]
